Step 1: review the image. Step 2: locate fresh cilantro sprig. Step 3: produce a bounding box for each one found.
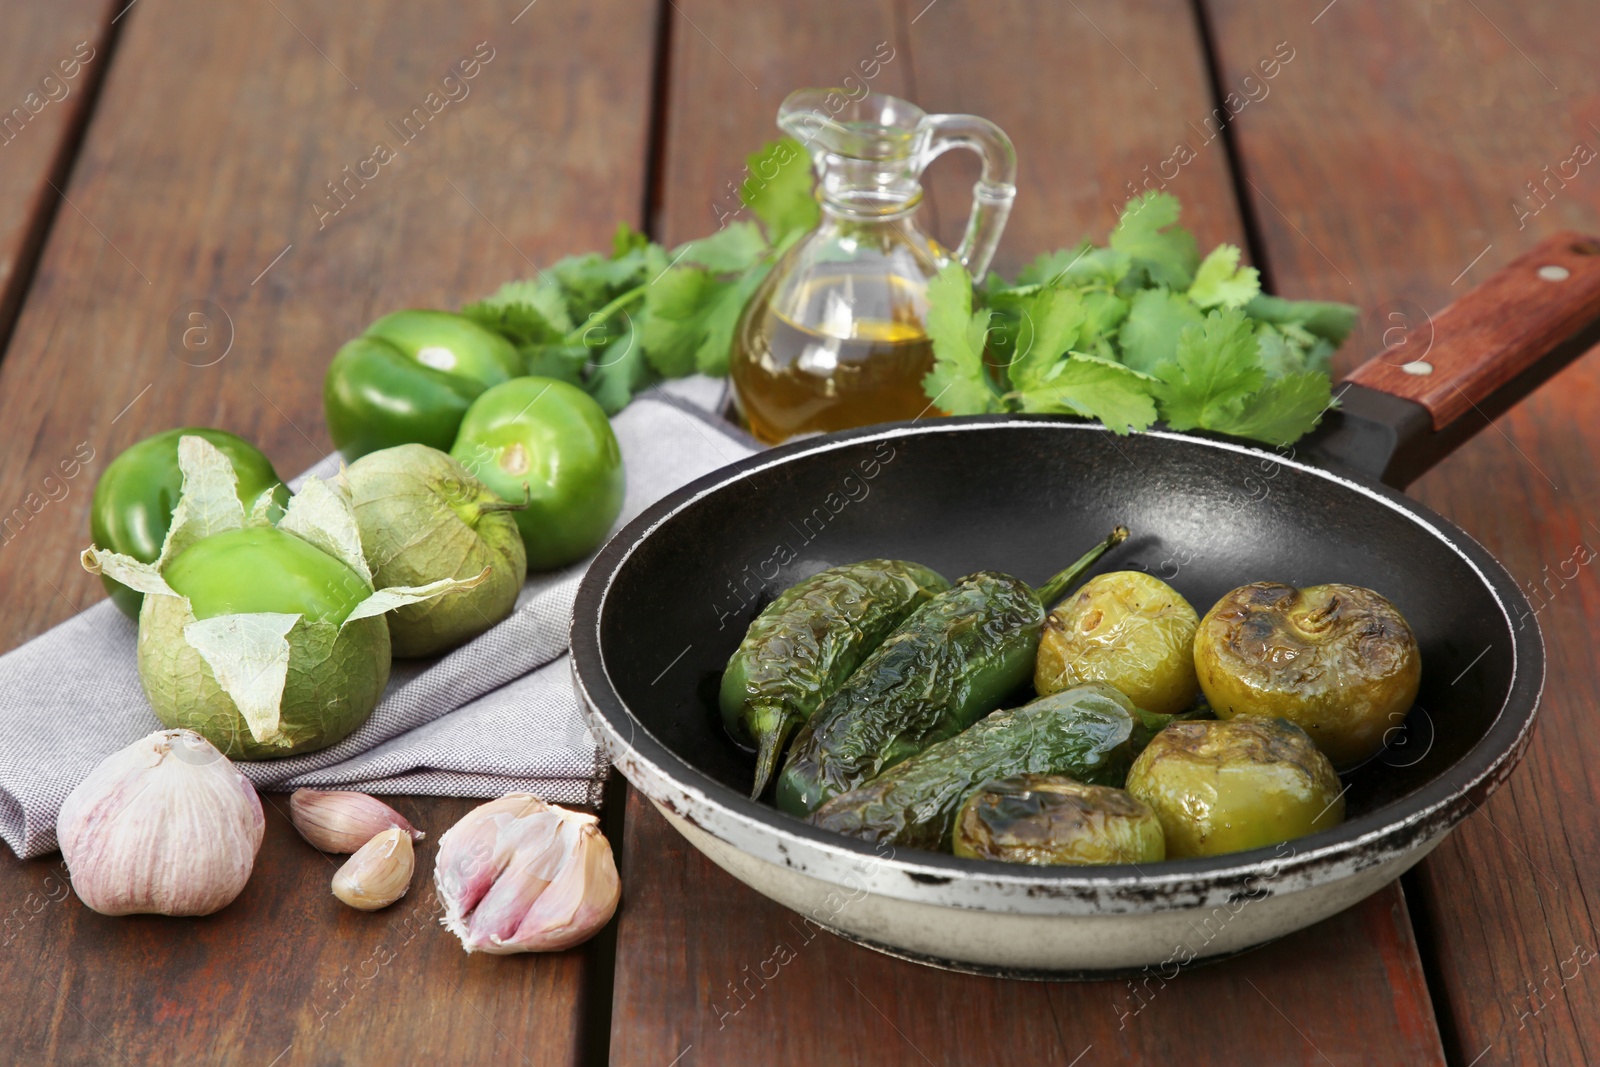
[922,191,1357,446]
[460,138,817,413]
[458,146,1353,448]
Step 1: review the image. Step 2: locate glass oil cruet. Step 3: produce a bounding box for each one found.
[729,88,1016,444]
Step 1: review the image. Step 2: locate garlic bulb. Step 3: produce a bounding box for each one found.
[56,729,264,916]
[434,794,620,953]
[290,788,424,853]
[332,827,415,910]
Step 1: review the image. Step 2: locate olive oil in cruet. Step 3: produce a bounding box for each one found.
[727,88,1015,444]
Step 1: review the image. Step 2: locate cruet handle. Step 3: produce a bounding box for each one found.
[919,114,1017,280]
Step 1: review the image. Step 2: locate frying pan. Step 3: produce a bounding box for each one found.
[571,232,1600,976]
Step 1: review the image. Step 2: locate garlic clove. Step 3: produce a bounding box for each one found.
[433,793,544,920]
[434,793,620,954]
[290,788,423,853]
[331,827,414,911]
[460,815,561,945]
[512,818,621,952]
[56,729,264,917]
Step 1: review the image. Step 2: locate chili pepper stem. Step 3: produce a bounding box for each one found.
[751,714,794,800]
[1035,525,1130,609]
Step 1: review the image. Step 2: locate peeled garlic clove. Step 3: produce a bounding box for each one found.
[332,827,415,911]
[56,729,264,917]
[434,793,620,954]
[290,788,424,853]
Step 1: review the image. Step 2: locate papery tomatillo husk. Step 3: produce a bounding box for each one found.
[136,592,392,759]
[433,793,620,953]
[57,729,264,916]
[346,444,528,658]
[81,436,485,759]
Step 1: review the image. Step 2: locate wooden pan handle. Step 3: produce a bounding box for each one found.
[1345,232,1600,430]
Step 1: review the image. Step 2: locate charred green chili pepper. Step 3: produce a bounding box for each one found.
[808,683,1182,850]
[775,527,1130,817]
[720,559,950,799]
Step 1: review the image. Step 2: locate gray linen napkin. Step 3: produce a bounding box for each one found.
[0,380,754,859]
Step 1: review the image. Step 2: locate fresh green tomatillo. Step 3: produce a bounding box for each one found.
[90,427,288,620]
[162,526,370,624]
[324,310,523,461]
[347,444,529,657]
[449,377,625,570]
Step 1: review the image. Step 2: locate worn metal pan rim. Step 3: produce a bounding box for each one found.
[571,415,1543,913]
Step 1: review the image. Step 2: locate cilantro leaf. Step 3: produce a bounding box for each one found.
[1253,324,1306,379]
[1150,308,1266,431]
[1013,243,1131,289]
[923,262,1001,415]
[740,138,819,245]
[1208,371,1333,446]
[551,252,649,321]
[675,221,768,273]
[1118,287,1204,373]
[1244,294,1358,345]
[640,268,723,378]
[612,221,649,258]
[1014,353,1157,434]
[1110,192,1199,289]
[1079,289,1130,344]
[695,260,771,376]
[461,279,573,344]
[1006,288,1086,392]
[586,314,654,414]
[1188,244,1261,309]
[520,342,590,387]
[639,259,773,378]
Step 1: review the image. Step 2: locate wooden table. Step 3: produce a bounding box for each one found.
[1,1,1595,1063]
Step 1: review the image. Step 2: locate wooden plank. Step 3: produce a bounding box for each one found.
[0,0,658,653]
[652,0,1246,266]
[0,0,658,1063]
[2,796,591,1066]
[1202,0,1600,1062]
[611,1,1445,1063]
[612,797,1443,1065]
[0,0,116,344]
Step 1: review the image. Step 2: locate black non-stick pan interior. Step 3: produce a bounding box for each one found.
[597,419,1521,828]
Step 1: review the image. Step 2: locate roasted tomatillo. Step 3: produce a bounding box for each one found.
[450,377,625,570]
[953,775,1166,866]
[324,310,522,461]
[1125,718,1344,859]
[91,427,288,619]
[1035,570,1200,715]
[1194,581,1421,767]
